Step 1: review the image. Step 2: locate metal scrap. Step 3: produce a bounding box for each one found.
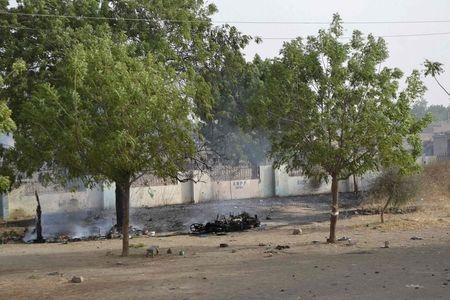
[190,212,260,235]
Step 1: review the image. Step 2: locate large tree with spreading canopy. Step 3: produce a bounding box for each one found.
[0,0,252,229]
[21,26,202,256]
[249,14,431,242]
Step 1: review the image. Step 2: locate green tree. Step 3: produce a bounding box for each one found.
[201,50,268,166]
[426,104,449,122]
[19,27,201,256]
[411,99,428,119]
[424,60,449,96]
[0,59,24,192]
[411,100,449,123]
[0,0,250,228]
[249,14,431,243]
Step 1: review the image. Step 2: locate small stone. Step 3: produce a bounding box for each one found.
[258,243,266,247]
[312,240,320,244]
[219,243,229,248]
[384,241,390,248]
[167,248,173,254]
[231,249,237,253]
[179,250,185,256]
[275,245,290,250]
[146,246,159,257]
[47,271,61,276]
[70,276,84,283]
[292,228,302,235]
[347,239,356,246]
[411,236,423,240]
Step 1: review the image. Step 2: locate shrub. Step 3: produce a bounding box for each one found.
[370,168,420,223]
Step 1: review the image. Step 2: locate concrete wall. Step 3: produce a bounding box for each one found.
[130,184,184,207]
[3,165,373,219]
[0,194,8,220]
[274,166,352,197]
[7,184,103,218]
[194,165,275,203]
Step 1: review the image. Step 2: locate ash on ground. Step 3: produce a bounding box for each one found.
[18,193,361,243]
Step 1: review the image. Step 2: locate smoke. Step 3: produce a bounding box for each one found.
[23,209,114,242]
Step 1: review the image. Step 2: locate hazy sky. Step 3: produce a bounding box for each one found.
[6,0,450,106]
[211,0,450,106]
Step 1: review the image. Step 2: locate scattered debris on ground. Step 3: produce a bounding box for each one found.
[70,276,84,283]
[190,212,260,235]
[0,229,25,244]
[292,228,302,235]
[146,246,159,257]
[275,245,290,250]
[405,284,423,289]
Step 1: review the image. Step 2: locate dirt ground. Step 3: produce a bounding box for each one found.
[1,193,449,300]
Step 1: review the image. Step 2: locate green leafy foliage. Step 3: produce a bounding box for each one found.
[423,59,449,96]
[249,14,431,241]
[201,52,269,165]
[370,168,420,222]
[412,99,449,122]
[251,14,430,180]
[0,0,253,175]
[17,26,198,187]
[0,62,19,193]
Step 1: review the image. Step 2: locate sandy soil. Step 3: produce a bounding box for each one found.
[1,194,449,299]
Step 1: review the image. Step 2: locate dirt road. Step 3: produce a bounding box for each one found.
[1,214,449,300]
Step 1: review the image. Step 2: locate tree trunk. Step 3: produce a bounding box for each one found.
[380,196,391,224]
[34,191,44,243]
[115,185,124,230]
[328,174,339,243]
[353,175,359,195]
[118,182,131,256]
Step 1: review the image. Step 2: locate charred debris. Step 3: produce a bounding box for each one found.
[190,212,261,235]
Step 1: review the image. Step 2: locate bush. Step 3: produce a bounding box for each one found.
[370,168,420,223]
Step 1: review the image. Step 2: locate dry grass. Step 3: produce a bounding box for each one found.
[356,161,449,231]
[417,160,450,210]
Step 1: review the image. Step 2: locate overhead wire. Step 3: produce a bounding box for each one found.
[1,10,450,25]
[1,11,450,41]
